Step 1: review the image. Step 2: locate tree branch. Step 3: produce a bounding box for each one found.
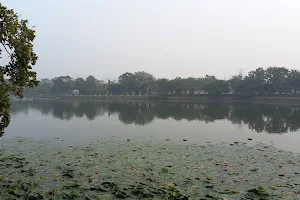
[0,42,12,57]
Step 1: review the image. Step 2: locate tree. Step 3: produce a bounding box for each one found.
[287,69,300,94]
[118,72,137,94]
[52,77,65,95]
[108,80,123,95]
[155,78,171,94]
[134,71,155,94]
[61,76,73,92]
[183,77,200,95]
[265,67,289,94]
[75,77,85,94]
[95,79,106,95]
[35,79,52,95]
[242,68,266,94]
[228,73,243,94]
[0,3,38,134]
[170,77,184,95]
[51,76,75,95]
[204,79,229,96]
[202,75,217,94]
[85,75,97,95]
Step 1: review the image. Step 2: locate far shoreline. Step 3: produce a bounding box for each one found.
[27,94,300,105]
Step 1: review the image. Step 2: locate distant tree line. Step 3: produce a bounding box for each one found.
[24,67,300,97]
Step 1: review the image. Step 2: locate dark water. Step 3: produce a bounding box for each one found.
[4,100,300,152]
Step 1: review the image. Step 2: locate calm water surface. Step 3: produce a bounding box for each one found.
[3,100,300,152]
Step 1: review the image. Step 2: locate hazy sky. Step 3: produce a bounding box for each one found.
[2,0,300,80]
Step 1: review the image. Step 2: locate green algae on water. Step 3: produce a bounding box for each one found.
[0,138,300,199]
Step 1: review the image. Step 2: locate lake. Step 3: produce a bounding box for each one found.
[4,100,300,152]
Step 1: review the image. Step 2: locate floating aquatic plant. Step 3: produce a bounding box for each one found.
[0,138,299,199]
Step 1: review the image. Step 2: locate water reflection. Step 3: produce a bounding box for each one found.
[11,100,300,134]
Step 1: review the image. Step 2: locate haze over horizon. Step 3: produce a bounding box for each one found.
[2,0,300,81]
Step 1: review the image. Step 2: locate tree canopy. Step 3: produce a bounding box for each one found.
[0,3,38,134]
[25,66,300,99]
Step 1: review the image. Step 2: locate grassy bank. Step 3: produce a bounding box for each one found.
[0,138,300,199]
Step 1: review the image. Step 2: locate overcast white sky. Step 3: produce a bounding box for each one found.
[2,0,300,80]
